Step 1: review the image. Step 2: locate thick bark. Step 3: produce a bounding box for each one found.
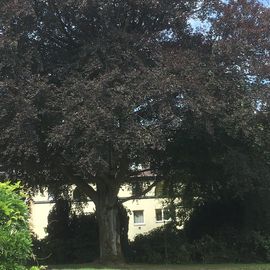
[96,182,123,264]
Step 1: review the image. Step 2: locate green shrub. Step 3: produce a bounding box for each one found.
[130,224,270,264]
[0,181,32,270]
[189,229,270,263]
[33,199,99,264]
[29,266,46,270]
[130,224,192,263]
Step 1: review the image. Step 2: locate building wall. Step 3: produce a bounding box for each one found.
[31,184,169,240]
[124,197,168,240]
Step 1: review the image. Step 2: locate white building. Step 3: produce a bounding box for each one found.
[30,183,171,240]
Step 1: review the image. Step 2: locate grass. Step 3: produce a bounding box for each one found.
[48,263,270,270]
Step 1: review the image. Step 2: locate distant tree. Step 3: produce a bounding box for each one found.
[155,0,270,234]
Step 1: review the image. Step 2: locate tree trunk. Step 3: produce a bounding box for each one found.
[96,183,123,264]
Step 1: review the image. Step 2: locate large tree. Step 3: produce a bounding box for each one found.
[1,0,269,263]
[0,0,199,263]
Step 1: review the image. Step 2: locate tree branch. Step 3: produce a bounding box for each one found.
[60,165,98,204]
[73,178,98,204]
[120,179,160,203]
[128,168,153,177]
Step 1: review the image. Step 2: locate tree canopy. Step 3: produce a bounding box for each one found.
[154,0,270,239]
[1,0,270,263]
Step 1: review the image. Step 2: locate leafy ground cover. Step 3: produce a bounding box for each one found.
[48,264,270,270]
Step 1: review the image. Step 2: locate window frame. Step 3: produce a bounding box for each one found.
[133,210,145,225]
[155,208,170,223]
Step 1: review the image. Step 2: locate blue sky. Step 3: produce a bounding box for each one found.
[260,0,270,6]
[189,0,269,32]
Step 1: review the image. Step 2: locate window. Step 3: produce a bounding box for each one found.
[155,209,163,221]
[155,208,170,222]
[133,210,144,225]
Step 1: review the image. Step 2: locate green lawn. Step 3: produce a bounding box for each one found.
[48,263,270,270]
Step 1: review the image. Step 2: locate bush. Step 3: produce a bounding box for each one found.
[33,199,99,264]
[0,181,32,270]
[190,229,270,263]
[130,224,192,263]
[130,224,270,264]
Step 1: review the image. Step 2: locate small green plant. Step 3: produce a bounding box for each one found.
[29,266,47,270]
[0,181,32,270]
